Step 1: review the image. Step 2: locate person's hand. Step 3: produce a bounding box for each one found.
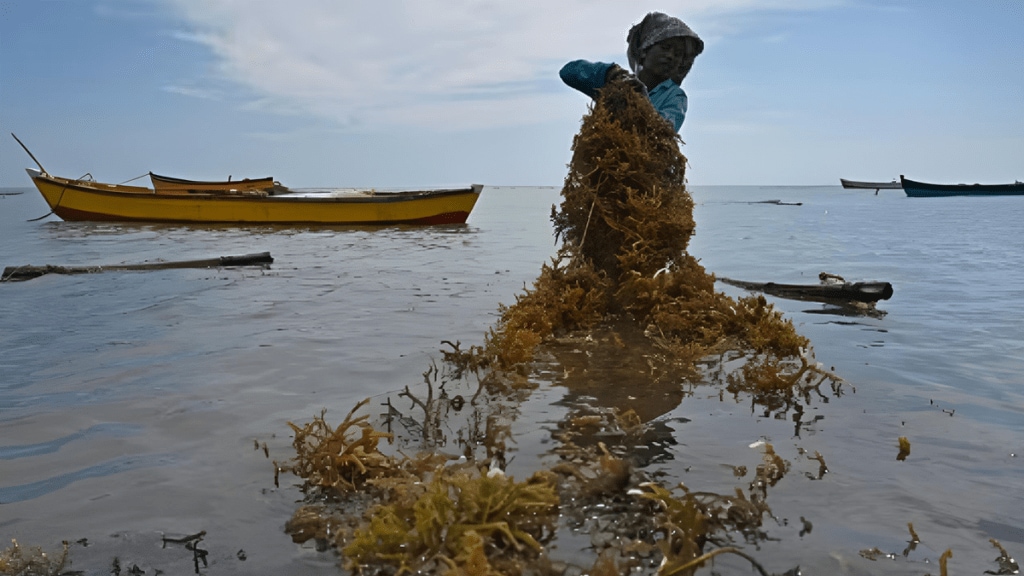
[605,64,629,84]
[605,64,648,96]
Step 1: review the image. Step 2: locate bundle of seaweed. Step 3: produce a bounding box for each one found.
[552,81,694,281]
[279,80,839,574]
[482,79,830,406]
[461,79,833,573]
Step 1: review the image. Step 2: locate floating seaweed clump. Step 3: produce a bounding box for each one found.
[280,398,411,493]
[632,482,776,576]
[343,466,559,575]
[897,436,911,461]
[988,538,1021,575]
[279,389,562,574]
[0,540,68,576]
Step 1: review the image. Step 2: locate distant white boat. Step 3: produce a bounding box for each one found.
[840,178,902,190]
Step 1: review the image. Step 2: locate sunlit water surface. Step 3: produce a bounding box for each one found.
[1,185,1021,575]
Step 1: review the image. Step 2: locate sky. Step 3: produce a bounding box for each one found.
[1,0,1022,188]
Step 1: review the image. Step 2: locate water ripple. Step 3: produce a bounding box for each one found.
[0,423,140,460]
[0,453,176,504]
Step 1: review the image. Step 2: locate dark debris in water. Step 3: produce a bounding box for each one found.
[0,529,231,576]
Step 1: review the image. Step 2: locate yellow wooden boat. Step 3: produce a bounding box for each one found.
[25,169,482,225]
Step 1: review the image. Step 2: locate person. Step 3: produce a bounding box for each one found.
[560,12,703,133]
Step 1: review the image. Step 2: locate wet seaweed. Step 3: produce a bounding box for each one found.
[469,81,838,421]
[986,538,1020,575]
[277,378,557,573]
[902,522,921,556]
[940,548,953,576]
[275,80,927,574]
[0,540,68,576]
[454,81,830,570]
[631,483,772,576]
[277,80,827,572]
[457,80,840,571]
[803,449,828,480]
[897,436,911,461]
[342,465,559,575]
[281,398,410,493]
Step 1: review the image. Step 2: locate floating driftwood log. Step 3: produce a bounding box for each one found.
[718,272,893,304]
[1,252,273,282]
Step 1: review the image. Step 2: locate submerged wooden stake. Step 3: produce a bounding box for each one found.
[718,277,893,304]
[1,252,273,282]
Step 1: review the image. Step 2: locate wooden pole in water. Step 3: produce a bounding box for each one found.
[1,252,273,282]
[717,277,893,304]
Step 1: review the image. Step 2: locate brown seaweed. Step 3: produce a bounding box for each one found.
[474,80,836,416]
[276,80,1009,575]
[341,466,559,575]
[0,540,68,576]
[275,79,836,574]
[897,436,911,461]
[986,538,1021,575]
[282,398,410,493]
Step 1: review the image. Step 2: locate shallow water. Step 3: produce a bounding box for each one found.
[1,184,1022,574]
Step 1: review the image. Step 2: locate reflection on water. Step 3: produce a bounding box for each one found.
[800,303,888,318]
[336,333,845,574]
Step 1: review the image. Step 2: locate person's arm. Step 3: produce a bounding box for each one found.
[559,60,616,98]
[561,61,649,101]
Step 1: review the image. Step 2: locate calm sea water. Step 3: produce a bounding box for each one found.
[1,184,1021,575]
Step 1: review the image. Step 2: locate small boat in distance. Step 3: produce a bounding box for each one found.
[900,175,1024,198]
[149,172,287,195]
[840,178,902,191]
[25,169,482,225]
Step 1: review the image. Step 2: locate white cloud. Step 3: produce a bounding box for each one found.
[161,85,223,100]
[161,0,845,131]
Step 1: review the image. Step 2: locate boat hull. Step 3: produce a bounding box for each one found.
[900,176,1024,197]
[27,170,482,225]
[840,178,902,190]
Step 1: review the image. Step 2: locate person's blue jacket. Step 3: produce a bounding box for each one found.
[559,59,688,132]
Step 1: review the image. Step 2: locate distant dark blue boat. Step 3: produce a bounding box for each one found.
[901,175,1024,197]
